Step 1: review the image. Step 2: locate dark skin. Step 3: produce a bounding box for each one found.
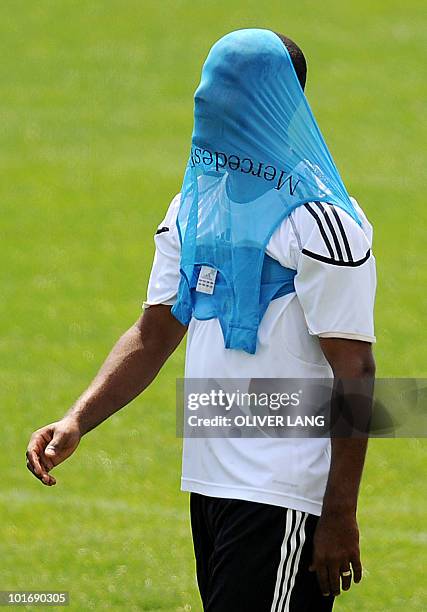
[26,305,375,599]
[311,338,375,597]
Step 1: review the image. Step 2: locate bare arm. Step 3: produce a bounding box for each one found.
[310,338,375,598]
[26,305,187,486]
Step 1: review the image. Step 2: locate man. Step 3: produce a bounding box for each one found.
[27,29,376,611]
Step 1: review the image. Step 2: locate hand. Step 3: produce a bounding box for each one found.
[26,417,82,486]
[309,510,362,597]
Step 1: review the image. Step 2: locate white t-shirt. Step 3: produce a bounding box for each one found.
[145,193,376,516]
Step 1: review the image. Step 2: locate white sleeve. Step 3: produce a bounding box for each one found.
[292,201,377,342]
[144,193,181,308]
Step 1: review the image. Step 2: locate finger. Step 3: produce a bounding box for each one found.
[45,473,57,486]
[40,452,55,471]
[340,566,352,591]
[328,563,341,597]
[27,449,48,481]
[26,457,55,485]
[45,444,57,457]
[34,446,53,471]
[45,435,65,462]
[351,556,363,583]
[30,446,55,475]
[28,427,54,454]
[27,428,53,465]
[316,565,331,597]
[26,460,38,478]
[27,449,56,485]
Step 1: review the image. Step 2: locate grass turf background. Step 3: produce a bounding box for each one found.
[0,0,426,609]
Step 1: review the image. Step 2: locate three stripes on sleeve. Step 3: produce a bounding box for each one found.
[302,202,371,267]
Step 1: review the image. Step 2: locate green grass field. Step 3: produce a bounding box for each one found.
[1,1,426,609]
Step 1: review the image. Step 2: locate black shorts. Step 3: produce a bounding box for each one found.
[190,493,335,612]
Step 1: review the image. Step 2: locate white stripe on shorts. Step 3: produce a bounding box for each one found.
[270,509,308,612]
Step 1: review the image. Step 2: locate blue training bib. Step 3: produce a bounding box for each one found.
[172,29,359,354]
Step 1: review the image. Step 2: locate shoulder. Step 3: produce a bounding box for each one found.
[290,198,373,267]
[267,197,373,269]
[155,193,181,235]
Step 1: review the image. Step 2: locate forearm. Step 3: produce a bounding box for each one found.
[65,325,156,434]
[64,306,186,435]
[322,437,368,516]
[319,338,376,517]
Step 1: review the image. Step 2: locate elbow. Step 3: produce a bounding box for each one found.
[330,347,376,379]
[358,348,376,378]
[340,353,376,379]
[320,337,376,379]
[359,357,376,378]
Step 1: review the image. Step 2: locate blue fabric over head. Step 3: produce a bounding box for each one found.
[172,29,360,354]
